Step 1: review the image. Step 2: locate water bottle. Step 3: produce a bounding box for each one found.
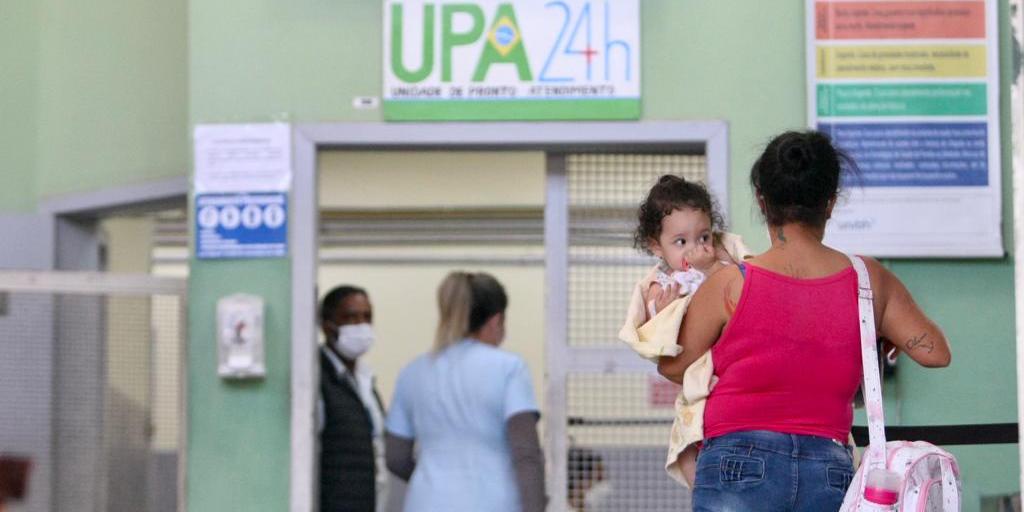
[862,468,901,510]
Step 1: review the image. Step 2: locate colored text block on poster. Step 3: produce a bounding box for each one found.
[818,83,987,117]
[817,44,986,79]
[815,1,985,40]
[820,122,988,187]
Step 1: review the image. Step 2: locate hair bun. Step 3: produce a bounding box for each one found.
[781,141,812,174]
[750,130,849,227]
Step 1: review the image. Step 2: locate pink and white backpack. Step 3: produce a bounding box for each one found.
[840,256,961,511]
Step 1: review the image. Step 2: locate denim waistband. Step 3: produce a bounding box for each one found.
[703,430,853,462]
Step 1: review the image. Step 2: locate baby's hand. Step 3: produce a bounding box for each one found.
[647,282,679,316]
[684,243,717,274]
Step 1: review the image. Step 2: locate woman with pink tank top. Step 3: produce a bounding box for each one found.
[657,131,951,511]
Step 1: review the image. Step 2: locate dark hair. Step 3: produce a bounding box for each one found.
[435,271,507,350]
[319,285,367,324]
[633,175,724,255]
[750,130,856,227]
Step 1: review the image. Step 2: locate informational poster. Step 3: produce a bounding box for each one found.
[383,0,640,121]
[193,123,292,259]
[809,0,1002,257]
[195,194,288,260]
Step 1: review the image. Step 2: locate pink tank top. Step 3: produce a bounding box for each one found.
[703,263,862,442]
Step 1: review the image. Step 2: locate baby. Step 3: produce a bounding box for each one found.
[618,175,750,488]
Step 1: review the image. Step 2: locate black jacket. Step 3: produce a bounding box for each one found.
[319,349,382,512]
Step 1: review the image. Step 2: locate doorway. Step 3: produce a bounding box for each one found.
[291,121,729,511]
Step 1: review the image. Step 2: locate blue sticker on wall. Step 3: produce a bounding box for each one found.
[195,193,287,259]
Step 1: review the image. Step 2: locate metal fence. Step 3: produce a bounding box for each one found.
[552,152,707,511]
[0,272,186,512]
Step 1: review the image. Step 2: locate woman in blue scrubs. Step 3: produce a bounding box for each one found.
[384,272,546,512]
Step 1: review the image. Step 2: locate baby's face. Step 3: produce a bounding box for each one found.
[649,207,712,272]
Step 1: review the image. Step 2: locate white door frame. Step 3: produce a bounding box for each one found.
[289,121,730,511]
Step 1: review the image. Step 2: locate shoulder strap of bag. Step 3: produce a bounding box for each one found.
[849,255,887,472]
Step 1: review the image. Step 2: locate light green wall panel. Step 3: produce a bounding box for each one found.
[34,0,188,200]
[189,0,382,123]
[0,0,40,212]
[894,259,1019,507]
[186,260,291,512]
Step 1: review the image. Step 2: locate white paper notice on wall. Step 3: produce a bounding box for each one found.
[193,123,292,193]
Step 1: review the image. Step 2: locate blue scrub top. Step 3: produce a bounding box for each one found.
[386,339,540,512]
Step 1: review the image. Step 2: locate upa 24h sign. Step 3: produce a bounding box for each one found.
[383,0,640,121]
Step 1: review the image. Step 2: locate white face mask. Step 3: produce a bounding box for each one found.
[335,323,375,359]
[584,480,613,509]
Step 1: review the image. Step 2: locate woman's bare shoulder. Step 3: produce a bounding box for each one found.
[698,263,745,316]
[857,255,893,291]
[705,262,744,288]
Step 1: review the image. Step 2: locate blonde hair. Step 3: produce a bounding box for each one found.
[434,272,474,352]
[433,271,508,352]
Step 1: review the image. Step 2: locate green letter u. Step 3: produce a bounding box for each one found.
[391,4,435,83]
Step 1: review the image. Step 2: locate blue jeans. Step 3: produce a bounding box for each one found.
[692,430,854,512]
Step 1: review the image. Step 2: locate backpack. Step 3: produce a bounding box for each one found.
[839,256,961,511]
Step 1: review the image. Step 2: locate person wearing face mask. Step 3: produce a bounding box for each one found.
[318,285,386,512]
[384,272,546,512]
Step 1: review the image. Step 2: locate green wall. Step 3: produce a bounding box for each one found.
[189,0,381,123]
[0,0,188,212]
[35,0,188,199]
[186,261,291,512]
[0,0,40,212]
[186,1,1018,510]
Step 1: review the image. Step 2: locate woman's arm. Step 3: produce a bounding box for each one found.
[656,266,738,383]
[866,257,951,368]
[384,432,416,481]
[506,412,547,512]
